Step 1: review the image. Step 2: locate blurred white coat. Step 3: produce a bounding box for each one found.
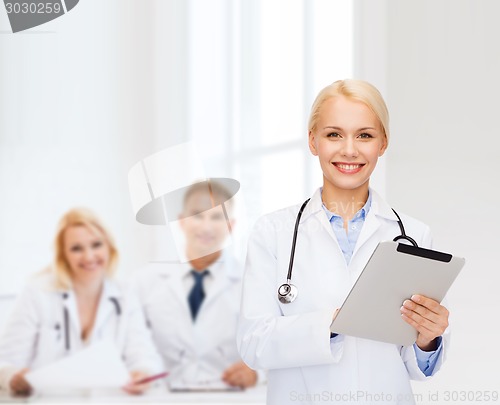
[134,254,246,385]
[0,272,163,392]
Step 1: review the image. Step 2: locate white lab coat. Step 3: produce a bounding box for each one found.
[237,188,449,405]
[0,272,163,392]
[134,253,262,384]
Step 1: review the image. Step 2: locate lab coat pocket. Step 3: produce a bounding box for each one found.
[31,324,65,368]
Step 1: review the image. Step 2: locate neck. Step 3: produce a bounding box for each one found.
[189,250,221,271]
[72,278,104,301]
[322,180,369,221]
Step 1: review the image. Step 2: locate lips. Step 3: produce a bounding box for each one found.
[333,162,365,174]
[196,234,216,244]
[80,262,102,271]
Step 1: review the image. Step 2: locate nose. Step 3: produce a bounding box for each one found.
[201,215,217,233]
[83,247,95,262]
[341,137,359,158]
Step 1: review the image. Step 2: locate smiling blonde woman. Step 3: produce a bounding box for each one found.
[0,208,163,396]
[238,79,450,405]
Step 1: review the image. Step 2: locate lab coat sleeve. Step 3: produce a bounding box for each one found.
[400,224,449,379]
[400,330,449,380]
[256,368,267,384]
[237,215,343,370]
[0,282,40,392]
[120,287,164,375]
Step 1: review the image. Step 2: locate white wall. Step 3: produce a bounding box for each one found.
[0,0,354,297]
[356,0,500,400]
[0,0,193,293]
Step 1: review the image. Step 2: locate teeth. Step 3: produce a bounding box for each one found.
[337,164,361,170]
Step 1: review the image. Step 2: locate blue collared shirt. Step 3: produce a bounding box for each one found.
[322,192,372,266]
[321,190,442,376]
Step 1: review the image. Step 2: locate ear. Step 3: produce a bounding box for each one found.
[378,136,388,157]
[308,130,318,156]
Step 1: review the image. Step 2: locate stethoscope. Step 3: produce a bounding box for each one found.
[277,198,419,304]
[57,293,122,350]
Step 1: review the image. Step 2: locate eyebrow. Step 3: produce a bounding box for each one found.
[323,126,376,131]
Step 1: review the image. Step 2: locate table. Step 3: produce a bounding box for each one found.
[0,385,267,405]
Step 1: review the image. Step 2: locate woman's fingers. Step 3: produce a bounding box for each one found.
[10,368,32,396]
[400,294,449,349]
[122,371,150,395]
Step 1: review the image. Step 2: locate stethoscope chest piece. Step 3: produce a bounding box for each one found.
[278,283,298,303]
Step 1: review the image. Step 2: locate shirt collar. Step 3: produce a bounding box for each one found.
[50,275,122,299]
[181,253,225,280]
[300,187,397,223]
[321,188,372,222]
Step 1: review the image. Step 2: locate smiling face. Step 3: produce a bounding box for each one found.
[308,95,387,195]
[63,225,110,285]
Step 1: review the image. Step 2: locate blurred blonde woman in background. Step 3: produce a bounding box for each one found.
[0,208,163,396]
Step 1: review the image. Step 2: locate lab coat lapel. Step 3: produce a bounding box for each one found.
[301,188,344,253]
[92,280,121,336]
[160,264,192,318]
[201,275,229,312]
[352,189,398,260]
[202,258,239,311]
[153,264,194,352]
[352,208,381,259]
[61,290,81,345]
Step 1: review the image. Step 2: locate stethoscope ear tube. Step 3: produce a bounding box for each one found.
[278,199,310,304]
[63,306,70,351]
[286,199,311,281]
[61,295,122,350]
[391,209,418,247]
[62,293,70,351]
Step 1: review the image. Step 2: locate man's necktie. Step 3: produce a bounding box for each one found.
[188,269,209,321]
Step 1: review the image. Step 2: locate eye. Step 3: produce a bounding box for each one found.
[211,212,224,221]
[70,245,82,252]
[326,132,341,138]
[358,133,373,139]
[92,241,103,249]
[183,210,203,219]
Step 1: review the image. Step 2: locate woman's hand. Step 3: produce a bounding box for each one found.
[122,370,150,395]
[222,361,257,388]
[400,294,449,351]
[9,368,32,396]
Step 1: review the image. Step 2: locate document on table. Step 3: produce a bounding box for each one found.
[25,340,130,390]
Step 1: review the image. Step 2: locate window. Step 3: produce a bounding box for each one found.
[187,0,354,257]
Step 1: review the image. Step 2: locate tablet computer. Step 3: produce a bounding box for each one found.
[330,241,465,346]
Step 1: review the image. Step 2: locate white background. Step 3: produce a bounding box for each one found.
[1,0,499,402]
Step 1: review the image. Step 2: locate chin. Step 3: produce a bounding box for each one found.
[325,180,368,192]
[77,269,105,279]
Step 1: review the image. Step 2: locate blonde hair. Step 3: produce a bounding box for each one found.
[52,208,118,289]
[308,79,390,144]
